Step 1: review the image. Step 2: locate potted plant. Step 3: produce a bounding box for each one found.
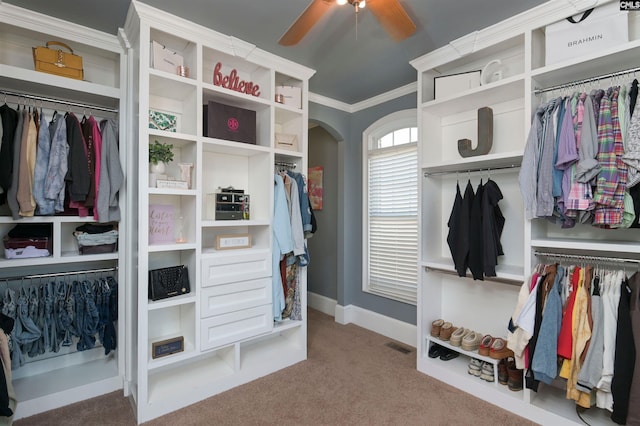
[149,140,174,174]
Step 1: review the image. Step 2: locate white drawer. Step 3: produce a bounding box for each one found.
[201,277,271,318]
[200,304,273,351]
[201,249,271,287]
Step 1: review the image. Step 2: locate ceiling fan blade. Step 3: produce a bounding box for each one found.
[367,0,417,42]
[278,0,334,46]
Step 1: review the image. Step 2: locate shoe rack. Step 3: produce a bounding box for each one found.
[412,0,640,425]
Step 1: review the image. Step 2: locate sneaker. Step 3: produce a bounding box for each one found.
[478,334,494,356]
[480,362,494,382]
[460,331,482,352]
[489,337,514,360]
[468,358,482,376]
[450,327,470,347]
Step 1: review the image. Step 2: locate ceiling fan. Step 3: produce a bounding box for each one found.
[278,0,416,46]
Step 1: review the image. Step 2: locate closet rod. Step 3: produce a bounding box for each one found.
[0,89,118,113]
[534,251,640,265]
[423,164,520,177]
[1,266,118,282]
[533,66,640,95]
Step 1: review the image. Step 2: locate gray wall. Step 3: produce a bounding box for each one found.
[309,92,417,325]
[306,126,338,299]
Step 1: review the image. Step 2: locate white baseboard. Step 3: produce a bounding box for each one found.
[308,292,416,348]
[307,291,337,317]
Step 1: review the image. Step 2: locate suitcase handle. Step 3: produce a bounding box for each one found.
[45,41,74,54]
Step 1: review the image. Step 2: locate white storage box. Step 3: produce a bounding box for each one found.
[275,85,302,109]
[434,70,481,99]
[275,133,298,151]
[545,3,628,66]
[151,40,184,74]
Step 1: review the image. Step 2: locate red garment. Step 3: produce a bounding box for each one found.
[557,267,581,359]
[523,272,541,369]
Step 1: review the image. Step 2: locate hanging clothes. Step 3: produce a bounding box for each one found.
[7,108,24,219]
[481,179,505,277]
[272,174,293,322]
[96,119,124,222]
[611,275,635,424]
[33,110,54,215]
[625,271,640,424]
[450,180,473,277]
[522,83,640,229]
[531,265,564,384]
[0,104,18,205]
[468,180,484,280]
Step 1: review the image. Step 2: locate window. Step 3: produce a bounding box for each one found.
[363,110,418,304]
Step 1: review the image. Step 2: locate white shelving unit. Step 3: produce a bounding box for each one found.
[124,1,314,422]
[0,2,127,420]
[412,0,640,424]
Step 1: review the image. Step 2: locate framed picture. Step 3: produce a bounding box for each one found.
[151,336,184,359]
[149,108,181,133]
[215,234,252,250]
[308,166,323,210]
[149,204,175,244]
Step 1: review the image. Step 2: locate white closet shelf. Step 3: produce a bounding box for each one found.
[532,39,640,89]
[422,151,522,175]
[422,257,524,283]
[274,102,304,115]
[148,68,197,86]
[147,293,197,311]
[0,216,102,224]
[418,353,524,401]
[147,243,197,252]
[147,188,197,196]
[202,139,271,156]
[531,238,640,257]
[201,219,269,228]
[13,356,120,418]
[59,252,119,261]
[146,351,236,410]
[421,75,525,117]
[528,384,611,425]
[148,129,197,142]
[0,65,120,108]
[0,255,116,268]
[202,82,272,109]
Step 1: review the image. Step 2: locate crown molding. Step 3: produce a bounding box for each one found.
[410,0,605,72]
[350,82,417,113]
[0,2,121,53]
[309,92,352,112]
[310,81,417,113]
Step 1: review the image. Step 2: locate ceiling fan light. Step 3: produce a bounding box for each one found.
[336,0,347,5]
[359,0,365,8]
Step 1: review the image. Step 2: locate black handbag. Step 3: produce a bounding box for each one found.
[148,265,190,301]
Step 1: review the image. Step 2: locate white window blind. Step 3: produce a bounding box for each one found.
[366,143,418,304]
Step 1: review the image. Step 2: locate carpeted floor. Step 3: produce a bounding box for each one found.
[15,309,538,425]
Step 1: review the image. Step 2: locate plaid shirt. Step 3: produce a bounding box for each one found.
[594,88,627,226]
